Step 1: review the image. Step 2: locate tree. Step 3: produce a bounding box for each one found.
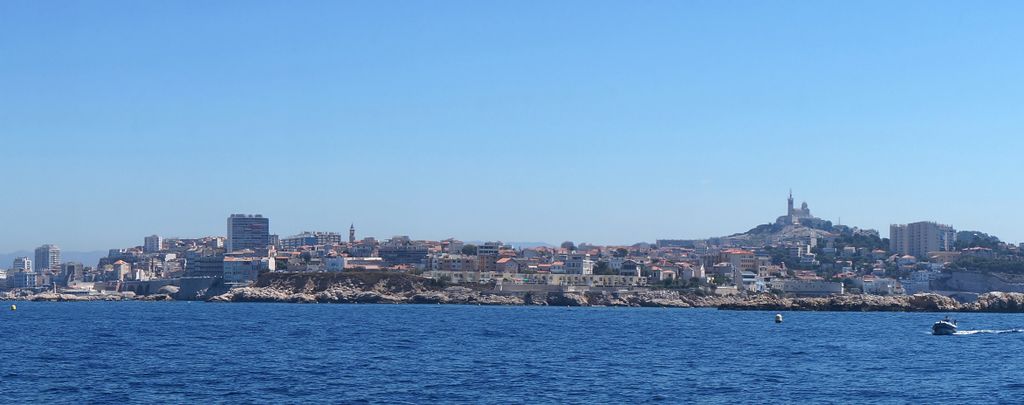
[613,248,629,258]
[461,244,478,255]
[593,261,616,275]
[560,241,576,252]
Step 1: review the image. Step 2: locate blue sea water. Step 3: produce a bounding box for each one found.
[2,302,1023,404]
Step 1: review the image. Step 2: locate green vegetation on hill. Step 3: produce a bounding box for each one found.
[955,231,1002,250]
[820,233,888,252]
[948,256,1024,274]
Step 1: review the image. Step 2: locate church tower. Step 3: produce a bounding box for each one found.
[349,224,356,244]
[787,189,794,217]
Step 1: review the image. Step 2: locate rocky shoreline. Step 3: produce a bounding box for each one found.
[203,273,1024,312]
[207,284,1024,313]
[8,272,1024,312]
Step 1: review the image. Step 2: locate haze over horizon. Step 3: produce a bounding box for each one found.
[3,1,1023,252]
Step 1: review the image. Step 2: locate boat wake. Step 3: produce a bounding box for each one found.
[954,329,1024,335]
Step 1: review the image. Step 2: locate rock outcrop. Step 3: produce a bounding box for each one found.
[717,293,962,312]
[13,272,1024,313]
[23,293,130,302]
[968,292,1024,312]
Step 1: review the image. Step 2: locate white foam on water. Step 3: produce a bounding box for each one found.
[953,329,1024,335]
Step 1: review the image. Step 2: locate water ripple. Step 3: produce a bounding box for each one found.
[3,303,1024,403]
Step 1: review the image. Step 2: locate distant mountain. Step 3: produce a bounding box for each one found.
[0,250,107,269]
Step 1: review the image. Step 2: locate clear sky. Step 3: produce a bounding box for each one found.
[2,1,1023,252]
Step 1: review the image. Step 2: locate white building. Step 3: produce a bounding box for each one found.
[223,256,275,284]
[680,264,706,281]
[325,257,346,272]
[562,254,594,275]
[858,277,901,295]
[12,257,32,272]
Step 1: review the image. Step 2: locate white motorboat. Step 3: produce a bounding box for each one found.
[932,317,957,335]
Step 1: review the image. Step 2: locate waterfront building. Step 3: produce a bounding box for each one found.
[12,257,32,272]
[496,257,526,273]
[426,254,478,272]
[10,271,37,288]
[280,231,343,250]
[99,248,143,268]
[376,236,429,267]
[325,256,346,272]
[348,241,376,258]
[857,276,903,295]
[680,264,706,281]
[618,259,642,277]
[343,256,384,270]
[719,249,756,273]
[425,270,648,288]
[144,235,163,253]
[651,266,678,282]
[186,255,226,278]
[889,221,957,258]
[474,242,503,273]
[34,244,61,273]
[60,262,85,284]
[770,279,844,296]
[226,214,271,253]
[734,269,759,291]
[109,260,131,281]
[562,253,594,275]
[223,256,275,284]
[550,261,565,273]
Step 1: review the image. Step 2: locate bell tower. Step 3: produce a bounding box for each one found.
[787,189,794,217]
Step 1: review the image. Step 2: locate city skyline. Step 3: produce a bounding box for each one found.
[3,1,1024,251]
[4,3,1022,404]
[0,194,1017,255]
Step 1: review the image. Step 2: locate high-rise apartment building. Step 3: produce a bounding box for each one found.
[12,257,32,272]
[144,235,163,253]
[226,214,271,253]
[34,244,61,273]
[889,221,956,258]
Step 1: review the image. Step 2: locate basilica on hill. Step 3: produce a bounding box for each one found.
[775,190,827,228]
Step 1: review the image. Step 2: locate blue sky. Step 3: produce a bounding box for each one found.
[1,1,1023,252]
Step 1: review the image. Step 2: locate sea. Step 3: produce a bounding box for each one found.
[2,302,1023,404]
